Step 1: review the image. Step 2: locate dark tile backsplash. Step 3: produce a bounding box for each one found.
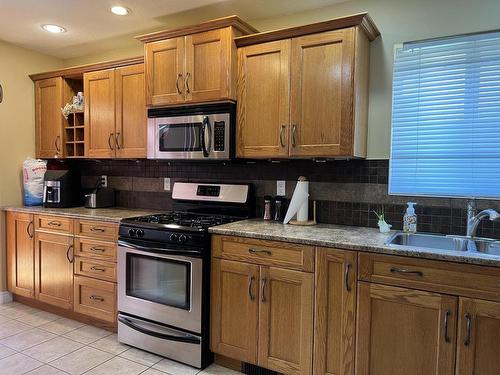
[66,159,500,239]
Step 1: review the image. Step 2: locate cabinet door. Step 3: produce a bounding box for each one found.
[6,212,35,298]
[84,69,116,158]
[258,267,314,375]
[356,282,457,375]
[236,40,291,158]
[34,232,74,310]
[211,259,259,364]
[145,38,185,106]
[290,29,355,158]
[35,77,69,158]
[185,28,232,103]
[314,248,357,375]
[456,298,500,375]
[115,64,147,158]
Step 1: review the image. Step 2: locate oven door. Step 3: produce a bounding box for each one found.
[147,114,230,160]
[118,244,202,334]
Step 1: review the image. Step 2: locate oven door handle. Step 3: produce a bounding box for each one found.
[118,315,201,345]
[117,239,201,256]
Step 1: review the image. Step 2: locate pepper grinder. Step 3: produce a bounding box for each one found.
[274,196,287,221]
[263,196,273,220]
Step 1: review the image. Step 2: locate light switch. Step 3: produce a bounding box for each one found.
[277,180,286,196]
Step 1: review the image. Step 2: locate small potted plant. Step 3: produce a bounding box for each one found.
[372,206,392,233]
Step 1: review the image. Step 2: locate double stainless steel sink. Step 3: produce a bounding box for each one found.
[386,231,500,256]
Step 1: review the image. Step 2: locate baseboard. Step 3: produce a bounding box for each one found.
[0,291,13,304]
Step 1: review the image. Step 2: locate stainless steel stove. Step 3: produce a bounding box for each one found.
[117,182,251,369]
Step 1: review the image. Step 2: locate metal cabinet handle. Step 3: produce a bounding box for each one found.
[89,295,104,302]
[175,73,183,95]
[389,267,423,277]
[248,276,255,301]
[90,266,106,272]
[464,313,472,346]
[66,245,74,263]
[444,310,451,343]
[291,124,297,147]
[108,133,115,150]
[27,221,34,239]
[48,221,62,227]
[90,227,106,233]
[279,125,286,148]
[55,136,61,153]
[261,278,267,303]
[344,263,352,292]
[185,72,191,94]
[115,132,121,150]
[90,246,106,252]
[248,248,272,256]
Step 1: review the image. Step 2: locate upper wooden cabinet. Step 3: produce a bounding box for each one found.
[35,77,71,158]
[236,14,379,159]
[6,212,35,298]
[84,64,147,158]
[138,16,258,107]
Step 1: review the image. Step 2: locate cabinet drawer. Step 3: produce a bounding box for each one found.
[74,237,116,261]
[74,276,116,323]
[74,257,116,282]
[75,220,118,241]
[359,253,500,302]
[35,215,73,234]
[212,235,314,272]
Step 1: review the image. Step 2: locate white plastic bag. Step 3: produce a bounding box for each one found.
[23,158,47,206]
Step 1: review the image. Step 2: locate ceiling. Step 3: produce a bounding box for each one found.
[0,0,346,60]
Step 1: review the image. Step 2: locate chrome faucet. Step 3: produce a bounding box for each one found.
[466,200,500,238]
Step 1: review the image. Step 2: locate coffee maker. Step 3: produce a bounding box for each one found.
[43,170,82,208]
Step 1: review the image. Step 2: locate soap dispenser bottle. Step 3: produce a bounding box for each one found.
[403,202,417,233]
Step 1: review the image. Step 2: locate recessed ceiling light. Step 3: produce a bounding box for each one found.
[41,24,67,33]
[111,6,131,16]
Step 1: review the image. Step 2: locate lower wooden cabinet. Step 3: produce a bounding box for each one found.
[211,259,259,363]
[74,275,117,323]
[355,282,457,375]
[34,231,74,310]
[314,248,357,375]
[6,212,35,298]
[211,257,314,375]
[456,298,500,375]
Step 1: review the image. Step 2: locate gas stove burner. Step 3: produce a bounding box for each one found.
[129,212,235,230]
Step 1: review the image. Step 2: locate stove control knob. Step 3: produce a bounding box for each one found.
[169,233,178,242]
[128,229,137,237]
[178,234,187,243]
[136,229,145,238]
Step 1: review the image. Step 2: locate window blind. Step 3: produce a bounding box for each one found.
[389,31,500,199]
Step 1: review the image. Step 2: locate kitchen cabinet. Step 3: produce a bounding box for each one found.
[35,77,71,158]
[34,231,74,310]
[314,248,357,375]
[211,235,314,375]
[84,64,146,158]
[236,40,291,158]
[236,18,378,159]
[356,282,457,375]
[6,212,35,298]
[456,298,500,375]
[211,259,259,363]
[144,28,234,106]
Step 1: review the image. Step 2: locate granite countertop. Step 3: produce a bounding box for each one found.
[2,206,160,223]
[209,219,500,268]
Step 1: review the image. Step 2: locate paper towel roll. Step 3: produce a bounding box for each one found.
[283,179,309,224]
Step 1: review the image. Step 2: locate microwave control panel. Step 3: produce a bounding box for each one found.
[214,121,225,151]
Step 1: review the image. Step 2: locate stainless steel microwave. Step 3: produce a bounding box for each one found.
[147,103,235,160]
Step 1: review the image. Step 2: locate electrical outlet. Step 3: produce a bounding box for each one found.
[277,180,286,196]
[100,175,108,188]
[164,177,171,191]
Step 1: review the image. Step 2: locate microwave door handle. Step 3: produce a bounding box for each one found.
[201,116,211,157]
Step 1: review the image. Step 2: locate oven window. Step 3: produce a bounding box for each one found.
[126,253,191,310]
[158,123,202,152]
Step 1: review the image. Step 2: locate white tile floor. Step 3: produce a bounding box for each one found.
[0,302,242,375]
